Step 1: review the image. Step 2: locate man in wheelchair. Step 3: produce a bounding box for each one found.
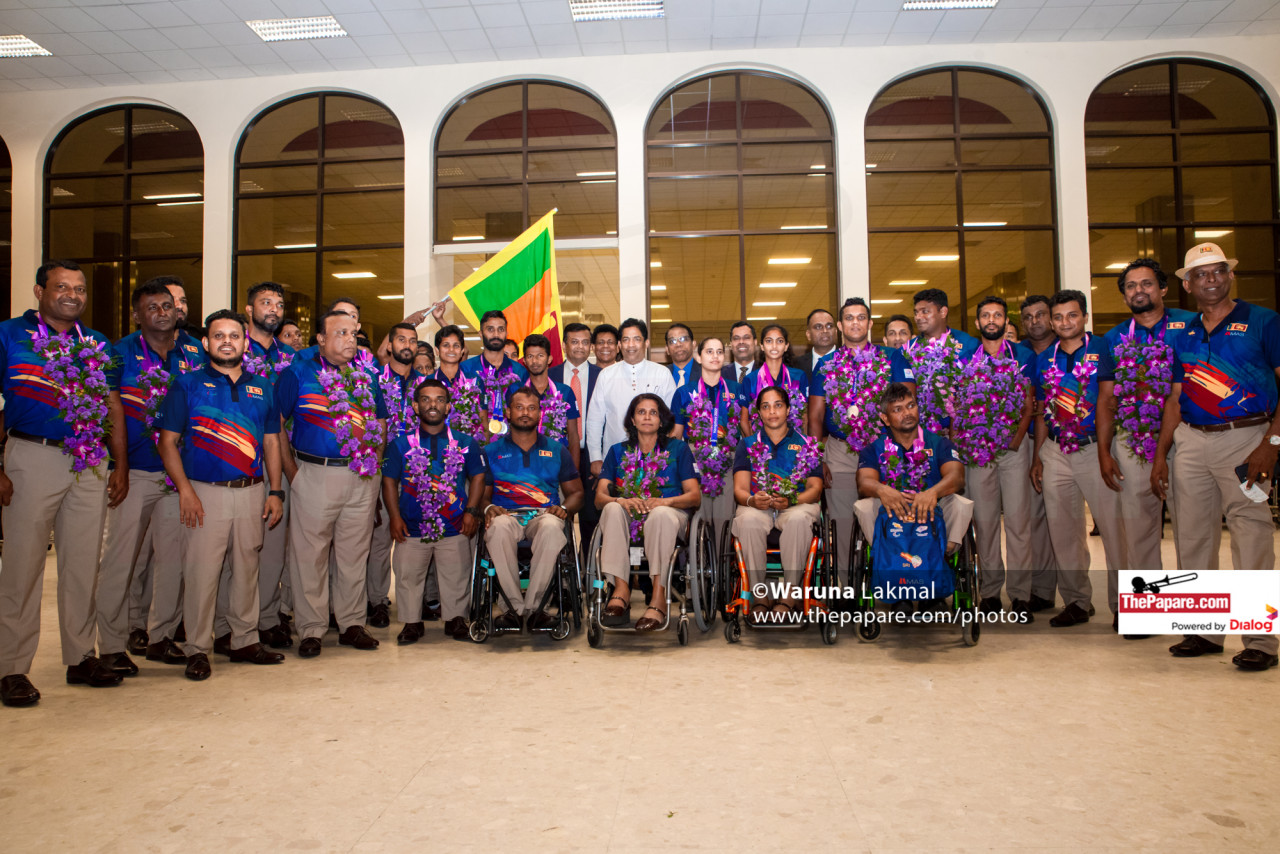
[731,386,824,620]
[484,387,584,630]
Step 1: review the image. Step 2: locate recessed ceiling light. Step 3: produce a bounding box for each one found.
[652,318,672,323]
[747,316,777,321]
[378,294,405,300]
[809,164,826,169]
[780,225,826,230]
[1195,229,1232,238]
[759,282,797,288]
[652,303,670,309]
[903,0,998,10]
[650,261,662,268]
[1105,263,1128,270]
[889,280,928,286]
[274,243,317,250]
[464,336,481,341]
[768,257,811,265]
[576,171,617,177]
[156,200,203,207]
[963,221,1007,227]
[143,193,202,201]
[651,284,667,291]
[871,299,903,304]
[569,0,664,22]
[865,163,878,169]
[452,235,485,242]
[333,272,376,279]
[581,179,616,184]
[246,15,348,42]
[753,301,786,307]
[916,254,959,262]
[0,35,51,57]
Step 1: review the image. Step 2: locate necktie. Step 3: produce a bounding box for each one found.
[570,366,584,422]
[739,364,748,383]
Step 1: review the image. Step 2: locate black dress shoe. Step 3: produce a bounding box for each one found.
[1232,649,1279,671]
[422,598,442,621]
[213,633,232,657]
[338,625,380,650]
[369,603,391,628]
[126,628,149,655]
[528,610,556,630]
[173,621,186,643]
[229,642,285,665]
[146,639,187,665]
[1027,594,1055,613]
[185,653,211,681]
[444,616,468,639]
[259,624,293,649]
[278,612,294,637]
[1049,603,1090,627]
[979,597,1003,615]
[397,622,425,645]
[1008,600,1034,623]
[0,674,39,707]
[101,651,139,677]
[1169,636,1224,657]
[493,610,521,630]
[298,637,322,658]
[66,656,123,687]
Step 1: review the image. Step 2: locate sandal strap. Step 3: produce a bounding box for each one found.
[607,595,629,607]
[644,605,667,618]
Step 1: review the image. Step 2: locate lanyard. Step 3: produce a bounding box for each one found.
[1050,333,1091,370]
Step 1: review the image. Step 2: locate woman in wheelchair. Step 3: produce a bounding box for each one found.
[670,336,746,529]
[731,386,824,620]
[597,394,701,631]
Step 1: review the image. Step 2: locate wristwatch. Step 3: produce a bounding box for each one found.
[1269,434,1280,447]
[466,506,483,519]
[269,489,285,499]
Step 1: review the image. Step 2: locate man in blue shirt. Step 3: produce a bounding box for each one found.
[276,310,389,658]
[665,323,696,387]
[0,261,130,707]
[1029,290,1125,629]
[382,379,487,643]
[159,310,286,681]
[1016,294,1063,614]
[1152,243,1280,671]
[460,309,529,440]
[522,333,581,471]
[904,288,981,435]
[484,387,583,630]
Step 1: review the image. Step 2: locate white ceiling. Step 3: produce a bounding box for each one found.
[0,0,1276,91]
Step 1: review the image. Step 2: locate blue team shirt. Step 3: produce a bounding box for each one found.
[115,331,205,472]
[600,438,698,500]
[1033,334,1110,441]
[733,428,823,495]
[810,344,915,441]
[0,310,118,441]
[159,364,280,482]
[671,376,748,430]
[903,329,983,430]
[378,366,427,442]
[485,432,578,510]
[740,364,809,406]
[244,337,296,390]
[858,428,962,489]
[382,429,486,538]
[275,353,389,458]
[1169,300,1280,426]
[460,354,529,420]
[527,379,580,448]
[1096,308,1197,382]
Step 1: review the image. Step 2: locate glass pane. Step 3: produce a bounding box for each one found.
[1183,166,1275,221]
[647,74,738,142]
[742,174,833,231]
[647,177,739,232]
[322,190,404,246]
[131,258,202,328]
[82,261,124,339]
[50,108,127,174]
[962,230,1057,332]
[130,171,203,202]
[742,142,833,172]
[47,176,124,205]
[960,139,1051,167]
[1085,168,1176,223]
[435,185,524,244]
[235,252,317,339]
[238,165,316,194]
[131,108,202,172]
[556,248,620,329]
[961,170,1053,226]
[240,97,321,163]
[324,160,404,191]
[528,181,616,238]
[865,141,955,170]
[1084,136,1173,165]
[1087,227,1177,278]
[439,84,525,152]
[48,207,124,258]
[237,195,318,252]
[865,71,954,140]
[739,74,831,140]
[957,71,1047,135]
[648,145,738,174]
[1204,225,1280,274]
[322,96,402,159]
[527,148,616,181]
[648,236,741,342]
[742,233,836,336]
[132,199,203,255]
[436,153,522,183]
[1181,133,1273,163]
[526,84,614,148]
[1234,273,1278,310]
[1178,64,1270,129]
[866,172,957,228]
[1089,275,1131,330]
[321,247,404,343]
[869,232,961,314]
[1086,64,1174,132]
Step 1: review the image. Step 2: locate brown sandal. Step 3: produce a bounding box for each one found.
[634,605,666,632]
[602,595,630,627]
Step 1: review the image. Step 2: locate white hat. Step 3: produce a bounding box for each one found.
[1176,242,1238,280]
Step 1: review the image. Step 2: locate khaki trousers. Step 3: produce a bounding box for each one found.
[182,482,265,656]
[366,507,393,607]
[393,535,472,621]
[145,493,185,644]
[1027,479,1059,601]
[287,461,379,639]
[256,474,290,627]
[0,439,108,674]
[732,503,821,586]
[824,436,860,586]
[854,494,974,548]
[1039,439,1126,613]
[96,469,167,654]
[599,502,688,587]
[485,511,566,615]
[1115,435,1181,590]
[967,443,1036,602]
[1171,422,1276,653]
[127,525,152,632]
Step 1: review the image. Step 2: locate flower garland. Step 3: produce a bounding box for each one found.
[31,317,112,474]
[951,344,1028,467]
[1043,336,1097,455]
[531,379,571,443]
[684,379,741,498]
[747,363,805,434]
[617,444,671,542]
[379,366,418,441]
[317,358,384,477]
[479,358,518,432]
[1113,320,1173,464]
[746,432,823,498]
[403,428,466,542]
[242,341,293,377]
[822,344,892,452]
[879,428,930,492]
[137,339,200,489]
[447,371,486,437]
[905,334,963,433]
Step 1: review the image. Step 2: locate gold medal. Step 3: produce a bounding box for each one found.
[488,418,507,435]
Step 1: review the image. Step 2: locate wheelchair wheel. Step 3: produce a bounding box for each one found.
[550,613,572,641]
[851,524,881,642]
[587,620,603,648]
[962,618,980,647]
[857,619,881,642]
[677,617,690,646]
[717,521,735,622]
[821,621,837,645]
[723,616,741,643]
[690,520,718,632]
[468,551,492,643]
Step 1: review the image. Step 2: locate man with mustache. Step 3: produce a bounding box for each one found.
[459,310,528,440]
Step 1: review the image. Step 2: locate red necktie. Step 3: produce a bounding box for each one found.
[570,366,584,421]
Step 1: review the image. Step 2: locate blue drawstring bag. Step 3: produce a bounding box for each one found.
[870,506,953,602]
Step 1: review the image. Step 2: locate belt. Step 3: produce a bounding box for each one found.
[198,476,263,489]
[1053,433,1098,448]
[1187,414,1271,433]
[295,450,350,467]
[8,429,64,447]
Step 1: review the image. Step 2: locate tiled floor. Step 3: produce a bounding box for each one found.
[2,529,1277,853]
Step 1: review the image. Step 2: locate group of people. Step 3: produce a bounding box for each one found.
[0,239,1276,707]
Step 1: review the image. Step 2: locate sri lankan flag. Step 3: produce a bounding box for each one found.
[447,209,563,364]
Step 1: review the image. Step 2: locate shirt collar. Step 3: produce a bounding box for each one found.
[202,362,254,388]
[1189,299,1247,332]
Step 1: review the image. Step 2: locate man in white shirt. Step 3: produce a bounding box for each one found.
[586,318,677,476]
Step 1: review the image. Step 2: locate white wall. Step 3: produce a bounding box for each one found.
[2,37,1278,321]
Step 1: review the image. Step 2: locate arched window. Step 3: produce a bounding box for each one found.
[647,71,837,345]
[44,105,204,340]
[1085,59,1279,325]
[235,93,404,342]
[865,68,1057,332]
[0,136,10,314]
[435,81,618,339]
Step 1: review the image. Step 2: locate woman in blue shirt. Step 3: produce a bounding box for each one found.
[670,336,745,533]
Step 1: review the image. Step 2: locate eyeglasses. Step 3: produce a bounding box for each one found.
[809,322,834,331]
[666,335,691,345]
[1189,264,1230,282]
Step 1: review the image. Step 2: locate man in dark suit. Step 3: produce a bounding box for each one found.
[549,322,602,551]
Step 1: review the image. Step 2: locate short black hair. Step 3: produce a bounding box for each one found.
[480,309,507,327]
[884,314,913,330]
[563,322,590,340]
[503,337,518,350]
[280,318,300,333]
[665,322,693,341]
[435,324,464,348]
[619,317,649,340]
[247,281,285,303]
[1020,294,1051,313]
[592,323,619,343]
[36,260,82,287]
[522,333,551,355]
[317,310,355,336]
[504,384,541,408]
[204,309,247,333]
[975,296,1008,315]
[1050,289,1089,315]
[131,279,173,310]
[326,297,361,314]
[1117,258,1169,293]
[623,393,675,448]
[144,274,184,291]
[414,377,450,402]
[356,333,372,350]
[754,385,790,411]
[729,320,756,338]
[389,322,418,339]
[806,308,834,325]
[913,288,948,309]
[839,297,870,321]
[883,381,916,407]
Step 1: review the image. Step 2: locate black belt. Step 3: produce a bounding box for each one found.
[1187,414,1271,433]
[8,429,63,447]
[295,450,350,467]
[1054,433,1098,448]
[197,476,263,489]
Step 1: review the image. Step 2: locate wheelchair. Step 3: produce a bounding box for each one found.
[583,514,718,647]
[847,509,982,647]
[467,509,582,643]
[719,500,840,645]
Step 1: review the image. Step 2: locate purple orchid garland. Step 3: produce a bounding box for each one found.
[905,338,962,433]
[317,361,384,478]
[242,344,292,377]
[1042,338,1097,455]
[685,383,741,499]
[879,428,930,492]
[534,381,571,443]
[617,445,671,542]
[136,347,199,490]
[746,432,823,498]
[403,428,466,542]
[447,372,486,438]
[951,350,1027,467]
[1113,334,1173,464]
[32,320,111,474]
[746,366,805,434]
[823,344,891,452]
[379,367,418,442]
